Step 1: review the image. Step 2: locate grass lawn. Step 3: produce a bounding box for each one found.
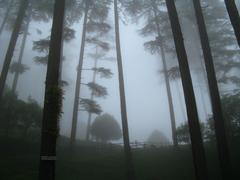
[0,137,239,180]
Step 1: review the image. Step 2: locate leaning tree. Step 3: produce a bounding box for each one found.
[224,0,240,47]
[165,0,208,180]
[0,0,29,100]
[192,0,232,179]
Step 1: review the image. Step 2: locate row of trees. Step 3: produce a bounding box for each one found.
[176,92,240,144]
[0,88,42,139]
[0,0,239,180]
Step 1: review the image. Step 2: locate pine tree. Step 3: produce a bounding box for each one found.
[165,0,208,180]
[38,0,65,179]
[114,0,136,179]
[11,4,32,93]
[0,0,14,34]
[70,0,112,144]
[84,50,113,141]
[0,0,29,100]
[192,0,232,179]
[70,0,90,144]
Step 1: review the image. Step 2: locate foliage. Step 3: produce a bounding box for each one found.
[203,0,240,86]
[176,92,240,143]
[32,39,50,53]
[93,67,113,78]
[86,37,110,51]
[176,121,206,144]
[80,98,102,115]
[147,130,170,146]
[165,66,181,80]
[32,27,75,65]
[63,26,76,42]
[176,123,191,144]
[16,97,42,137]
[45,86,63,137]
[34,55,48,65]
[0,89,42,137]
[9,62,29,74]
[91,113,122,142]
[87,21,111,34]
[87,82,108,97]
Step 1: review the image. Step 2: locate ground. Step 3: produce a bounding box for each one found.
[0,137,239,180]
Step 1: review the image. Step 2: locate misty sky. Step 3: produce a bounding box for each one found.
[1,0,238,143]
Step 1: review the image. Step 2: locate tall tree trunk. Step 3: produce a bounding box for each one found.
[0,0,29,100]
[12,4,32,93]
[151,0,178,147]
[114,1,136,180]
[224,0,240,47]
[86,52,98,141]
[38,0,65,180]
[0,0,14,35]
[70,0,89,144]
[165,1,208,180]
[175,80,187,121]
[192,0,232,179]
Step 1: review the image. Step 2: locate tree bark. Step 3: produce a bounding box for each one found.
[165,1,208,180]
[70,0,89,144]
[114,0,136,180]
[12,4,32,93]
[151,0,178,147]
[38,0,65,180]
[0,0,14,35]
[224,0,240,47]
[192,0,232,179]
[0,0,29,100]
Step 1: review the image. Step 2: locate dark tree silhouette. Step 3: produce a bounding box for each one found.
[11,4,32,93]
[0,0,29,100]
[165,0,208,180]
[114,0,136,179]
[91,113,122,143]
[224,0,240,47]
[38,0,65,179]
[192,0,232,179]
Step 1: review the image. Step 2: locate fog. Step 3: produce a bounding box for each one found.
[0,0,239,180]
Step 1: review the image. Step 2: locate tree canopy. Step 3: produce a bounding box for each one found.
[90,113,122,143]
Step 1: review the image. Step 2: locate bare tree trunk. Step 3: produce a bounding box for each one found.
[0,0,29,100]
[165,1,208,180]
[12,4,32,93]
[38,0,65,180]
[86,52,98,141]
[192,0,232,179]
[70,0,89,144]
[224,0,240,47]
[175,80,187,121]
[0,0,14,35]
[114,0,136,180]
[151,0,178,147]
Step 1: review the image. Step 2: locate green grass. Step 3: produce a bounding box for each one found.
[0,137,239,180]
